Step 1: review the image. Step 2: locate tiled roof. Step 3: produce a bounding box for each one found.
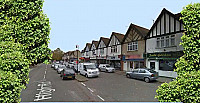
[101,37,110,46]
[112,32,125,43]
[131,23,149,37]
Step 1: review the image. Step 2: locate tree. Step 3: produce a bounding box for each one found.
[156,3,200,102]
[52,48,64,61]
[0,0,51,65]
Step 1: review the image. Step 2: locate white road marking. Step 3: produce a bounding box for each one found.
[87,87,94,93]
[81,82,86,86]
[97,95,105,101]
[44,75,45,79]
[34,81,55,101]
[45,71,46,74]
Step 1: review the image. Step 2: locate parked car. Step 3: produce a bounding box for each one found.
[51,61,59,68]
[68,62,74,69]
[99,64,115,73]
[57,65,67,74]
[54,63,62,70]
[79,63,100,78]
[126,68,159,83]
[60,68,75,80]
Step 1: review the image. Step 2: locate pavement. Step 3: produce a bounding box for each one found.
[75,70,172,83]
[75,73,88,82]
[114,70,173,83]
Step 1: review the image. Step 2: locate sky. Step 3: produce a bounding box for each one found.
[43,0,199,52]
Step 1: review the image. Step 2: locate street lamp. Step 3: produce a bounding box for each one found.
[76,45,79,73]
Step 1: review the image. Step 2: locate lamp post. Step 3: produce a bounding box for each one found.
[76,45,79,73]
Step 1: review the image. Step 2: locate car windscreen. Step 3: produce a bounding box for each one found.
[64,69,75,74]
[106,65,111,67]
[147,69,156,73]
[84,65,96,69]
[59,65,66,68]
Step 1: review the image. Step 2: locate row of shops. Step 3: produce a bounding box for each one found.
[81,51,183,78]
[80,8,184,78]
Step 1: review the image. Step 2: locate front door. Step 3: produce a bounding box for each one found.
[150,62,155,70]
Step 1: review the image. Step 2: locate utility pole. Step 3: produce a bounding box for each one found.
[76,45,79,73]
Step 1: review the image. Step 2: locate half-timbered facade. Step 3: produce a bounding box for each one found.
[96,37,109,64]
[82,43,91,62]
[107,32,124,69]
[122,23,149,71]
[145,8,184,78]
[89,40,99,63]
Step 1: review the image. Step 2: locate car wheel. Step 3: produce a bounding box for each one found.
[86,74,88,78]
[126,74,131,78]
[144,78,150,83]
[62,76,65,80]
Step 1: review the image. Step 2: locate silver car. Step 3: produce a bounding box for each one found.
[57,65,67,74]
[126,68,159,83]
[99,64,115,73]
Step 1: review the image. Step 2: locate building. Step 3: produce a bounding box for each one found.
[107,32,124,70]
[68,50,81,63]
[122,23,149,71]
[89,40,99,63]
[96,37,109,64]
[82,43,91,62]
[145,8,184,78]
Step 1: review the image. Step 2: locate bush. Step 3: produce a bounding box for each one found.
[0,0,51,65]
[0,71,25,103]
[156,3,200,102]
[0,41,30,84]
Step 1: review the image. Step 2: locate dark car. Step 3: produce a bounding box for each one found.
[60,69,75,80]
[126,68,159,83]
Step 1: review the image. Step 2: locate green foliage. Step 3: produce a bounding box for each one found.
[0,0,51,65]
[0,70,26,103]
[156,3,200,102]
[0,41,30,84]
[0,0,51,102]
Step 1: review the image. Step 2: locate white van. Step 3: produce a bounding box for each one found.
[79,63,100,78]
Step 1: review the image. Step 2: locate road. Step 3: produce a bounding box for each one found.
[21,64,162,102]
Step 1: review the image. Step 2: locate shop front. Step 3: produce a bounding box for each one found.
[90,57,97,63]
[97,56,107,65]
[144,51,183,78]
[122,55,145,71]
[107,55,121,69]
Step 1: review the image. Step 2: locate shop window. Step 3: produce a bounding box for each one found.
[130,61,133,68]
[159,60,176,71]
[134,61,144,69]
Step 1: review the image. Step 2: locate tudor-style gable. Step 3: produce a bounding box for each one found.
[123,23,149,43]
[108,32,124,46]
[90,41,98,51]
[91,44,96,50]
[109,35,119,46]
[147,8,184,39]
[97,37,109,49]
